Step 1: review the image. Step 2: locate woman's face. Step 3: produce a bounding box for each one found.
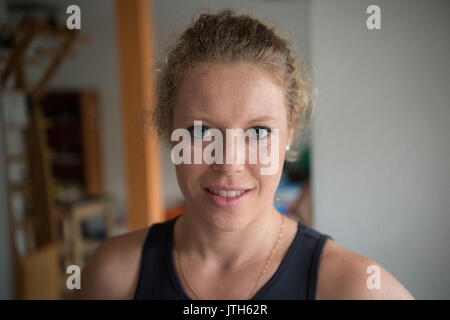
[171,62,293,231]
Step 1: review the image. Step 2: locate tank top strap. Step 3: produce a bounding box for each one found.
[251,221,331,300]
[305,227,331,299]
[133,217,180,299]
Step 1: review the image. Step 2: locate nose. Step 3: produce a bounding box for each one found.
[212,132,245,174]
[212,160,244,175]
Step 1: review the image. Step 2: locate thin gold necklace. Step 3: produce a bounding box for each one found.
[176,214,285,300]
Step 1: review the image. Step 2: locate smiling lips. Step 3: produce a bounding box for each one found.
[207,188,246,198]
[204,186,252,208]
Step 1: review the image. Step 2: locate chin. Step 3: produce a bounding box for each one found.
[200,206,254,232]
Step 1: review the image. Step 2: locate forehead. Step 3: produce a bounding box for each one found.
[172,62,287,127]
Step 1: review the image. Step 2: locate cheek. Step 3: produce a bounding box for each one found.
[174,164,206,196]
[248,163,282,194]
[251,135,287,194]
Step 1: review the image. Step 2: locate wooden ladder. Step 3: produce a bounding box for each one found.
[1,15,78,298]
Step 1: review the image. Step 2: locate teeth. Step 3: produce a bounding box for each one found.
[209,189,246,198]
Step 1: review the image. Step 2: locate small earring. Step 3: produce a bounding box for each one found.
[286,145,290,151]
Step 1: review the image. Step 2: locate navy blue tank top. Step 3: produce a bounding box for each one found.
[134,215,331,300]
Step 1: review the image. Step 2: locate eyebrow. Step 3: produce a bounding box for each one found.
[249,116,278,122]
[180,115,279,126]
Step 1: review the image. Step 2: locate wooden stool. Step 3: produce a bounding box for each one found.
[59,197,114,268]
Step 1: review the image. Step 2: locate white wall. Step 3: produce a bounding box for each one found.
[152,0,311,209]
[310,0,450,299]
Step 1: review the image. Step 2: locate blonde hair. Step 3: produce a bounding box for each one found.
[153,9,314,157]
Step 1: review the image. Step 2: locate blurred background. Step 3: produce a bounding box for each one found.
[0,0,449,299]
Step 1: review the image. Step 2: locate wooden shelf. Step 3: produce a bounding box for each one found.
[7,154,27,163]
[12,216,34,229]
[9,183,30,194]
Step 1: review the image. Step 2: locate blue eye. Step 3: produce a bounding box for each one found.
[188,125,212,139]
[248,127,271,140]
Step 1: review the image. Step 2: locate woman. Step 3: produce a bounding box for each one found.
[80,10,414,300]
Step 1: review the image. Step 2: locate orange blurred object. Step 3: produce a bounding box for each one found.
[165,202,186,221]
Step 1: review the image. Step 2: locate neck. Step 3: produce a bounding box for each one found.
[174,207,282,270]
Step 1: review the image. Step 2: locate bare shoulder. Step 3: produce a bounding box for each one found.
[77,227,149,299]
[316,239,414,300]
